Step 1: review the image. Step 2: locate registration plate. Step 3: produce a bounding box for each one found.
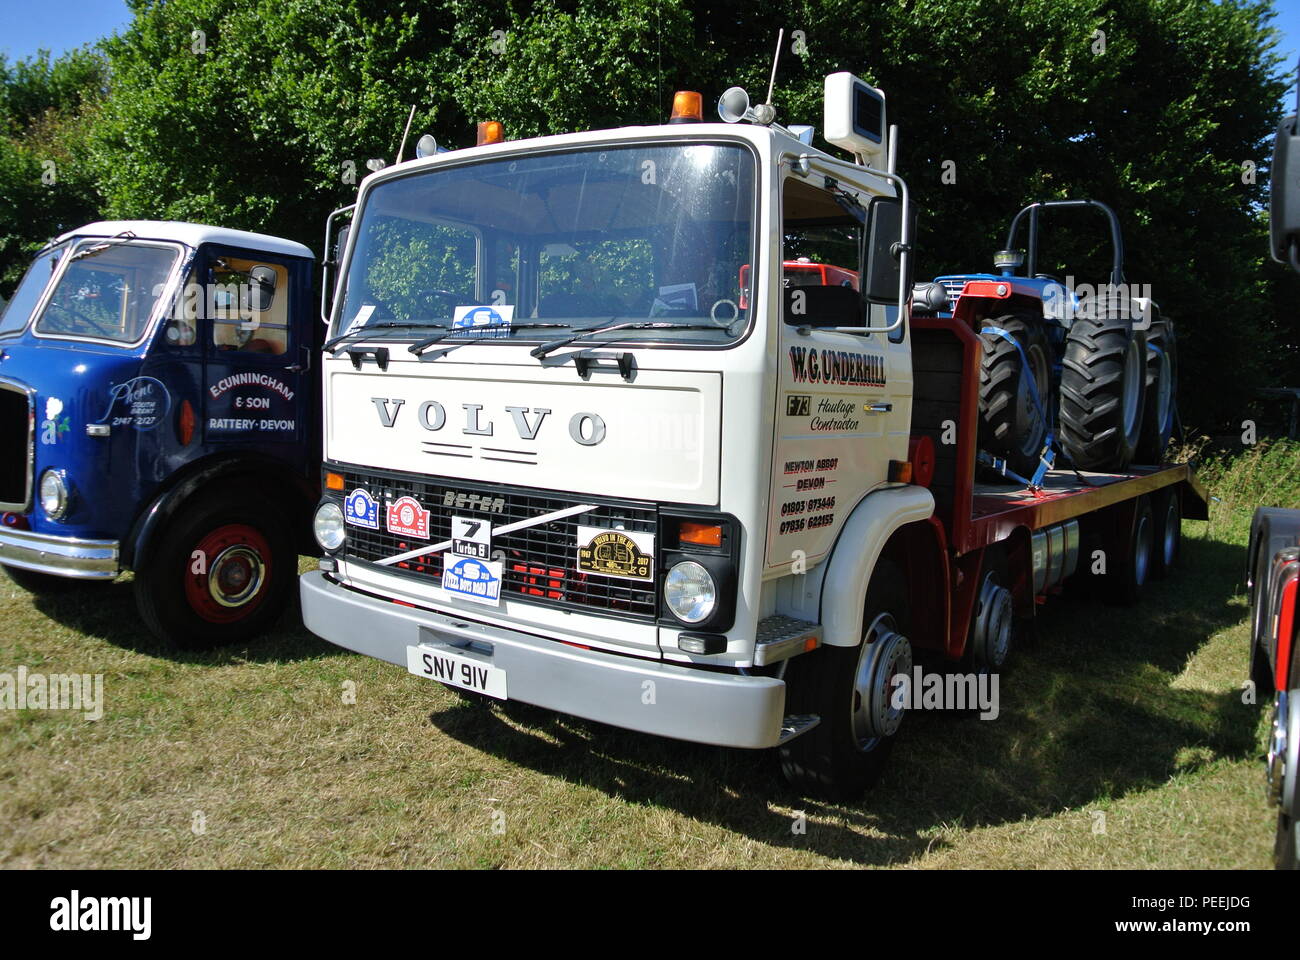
[405,644,507,699]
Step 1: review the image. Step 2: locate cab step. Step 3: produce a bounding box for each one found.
[778,713,821,744]
[754,614,822,666]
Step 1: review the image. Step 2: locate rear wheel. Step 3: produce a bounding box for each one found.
[1271,687,1300,869]
[1106,496,1154,604]
[1135,318,1177,463]
[1059,313,1147,470]
[1151,489,1181,579]
[134,494,294,648]
[978,314,1052,480]
[780,561,911,800]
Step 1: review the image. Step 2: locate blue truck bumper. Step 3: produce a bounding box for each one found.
[0,527,119,579]
[299,570,789,749]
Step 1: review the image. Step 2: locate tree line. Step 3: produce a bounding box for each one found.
[0,0,1294,432]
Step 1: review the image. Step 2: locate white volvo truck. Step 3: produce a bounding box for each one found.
[300,75,1206,798]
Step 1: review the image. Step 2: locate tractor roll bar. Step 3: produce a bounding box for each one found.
[1005,199,1125,288]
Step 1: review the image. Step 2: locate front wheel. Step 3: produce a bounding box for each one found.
[1271,688,1300,869]
[779,561,911,800]
[134,494,295,648]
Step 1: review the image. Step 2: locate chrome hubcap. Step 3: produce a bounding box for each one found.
[851,613,912,751]
[209,545,265,608]
[973,573,1014,670]
[1268,691,1289,807]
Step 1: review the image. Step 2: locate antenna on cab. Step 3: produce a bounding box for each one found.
[395,104,417,164]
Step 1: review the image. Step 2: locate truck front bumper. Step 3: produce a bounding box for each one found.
[0,527,119,579]
[300,570,789,749]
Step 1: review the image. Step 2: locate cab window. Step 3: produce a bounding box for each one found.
[209,257,290,355]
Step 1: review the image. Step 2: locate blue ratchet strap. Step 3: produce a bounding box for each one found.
[981,325,1056,492]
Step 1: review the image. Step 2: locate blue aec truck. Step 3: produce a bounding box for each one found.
[0,221,319,646]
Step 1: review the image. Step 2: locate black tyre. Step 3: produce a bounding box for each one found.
[1276,809,1297,870]
[1106,495,1154,605]
[1150,488,1181,579]
[134,493,295,649]
[978,314,1053,479]
[780,560,911,800]
[1135,317,1178,463]
[1059,312,1147,470]
[1,563,90,595]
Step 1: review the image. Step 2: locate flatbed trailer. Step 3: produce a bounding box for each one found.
[903,313,1208,663]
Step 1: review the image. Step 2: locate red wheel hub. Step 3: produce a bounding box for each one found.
[184,523,272,624]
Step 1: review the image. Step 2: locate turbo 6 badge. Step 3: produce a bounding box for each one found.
[386,495,430,539]
[344,488,379,529]
[451,516,491,559]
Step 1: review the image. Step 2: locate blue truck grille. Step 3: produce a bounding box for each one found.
[336,466,659,620]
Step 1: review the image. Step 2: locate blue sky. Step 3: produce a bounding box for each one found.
[0,0,131,61]
[2,0,1300,102]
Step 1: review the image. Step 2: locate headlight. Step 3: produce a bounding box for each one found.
[39,469,68,520]
[663,560,716,623]
[313,501,346,552]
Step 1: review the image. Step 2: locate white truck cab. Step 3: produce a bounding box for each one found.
[299,75,1201,798]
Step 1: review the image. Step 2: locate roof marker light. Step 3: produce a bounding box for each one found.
[669,91,703,123]
[476,121,505,145]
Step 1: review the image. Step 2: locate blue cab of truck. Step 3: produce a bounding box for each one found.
[0,221,319,647]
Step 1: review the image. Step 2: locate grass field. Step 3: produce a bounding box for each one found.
[2,442,1298,869]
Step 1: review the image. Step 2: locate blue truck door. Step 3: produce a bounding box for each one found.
[200,247,307,446]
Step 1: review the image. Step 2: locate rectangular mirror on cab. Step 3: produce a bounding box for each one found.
[1272,110,1300,268]
[335,223,351,263]
[248,265,277,312]
[863,196,908,303]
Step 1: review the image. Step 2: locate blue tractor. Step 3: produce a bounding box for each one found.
[935,199,1177,482]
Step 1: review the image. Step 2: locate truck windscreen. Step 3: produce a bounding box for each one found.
[0,242,66,338]
[335,142,757,347]
[33,240,180,345]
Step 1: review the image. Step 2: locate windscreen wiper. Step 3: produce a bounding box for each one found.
[69,230,138,263]
[529,319,737,360]
[407,321,571,357]
[324,321,438,354]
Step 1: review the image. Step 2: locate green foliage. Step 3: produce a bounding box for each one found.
[0,47,108,294]
[1,0,1293,429]
[1196,437,1300,511]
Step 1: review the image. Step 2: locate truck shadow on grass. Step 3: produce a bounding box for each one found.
[18,576,331,666]
[426,530,1258,866]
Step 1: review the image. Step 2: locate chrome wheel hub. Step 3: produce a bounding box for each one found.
[851,613,912,750]
[209,545,265,608]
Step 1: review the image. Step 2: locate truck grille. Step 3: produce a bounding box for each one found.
[939,279,966,312]
[0,383,32,510]
[337,466,659,620]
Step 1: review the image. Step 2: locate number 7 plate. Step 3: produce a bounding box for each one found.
[406,644,507,699]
